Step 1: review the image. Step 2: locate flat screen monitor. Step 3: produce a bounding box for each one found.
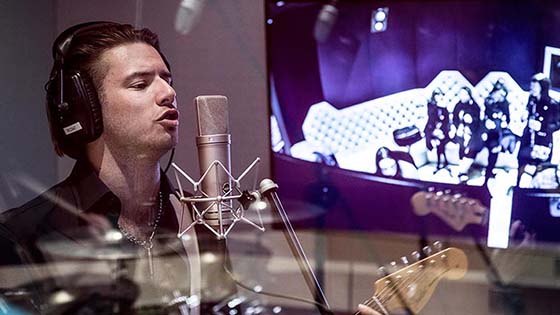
[266,0,560,247]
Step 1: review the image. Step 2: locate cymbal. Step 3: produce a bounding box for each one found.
[0,274,140,314]
[241,199,327,224]
[37,229,183,261]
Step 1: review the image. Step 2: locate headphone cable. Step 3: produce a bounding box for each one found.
[164,148,176,173]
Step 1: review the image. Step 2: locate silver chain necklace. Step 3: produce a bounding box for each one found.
[118,191,163,277]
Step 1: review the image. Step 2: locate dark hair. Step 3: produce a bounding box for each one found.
[374,146,402,178]
[46,22,169,157]
[489,78,508,97]
[51,23,168,99]
[458,86,474,102]
[531,73,551,102]
[430,88,444,102]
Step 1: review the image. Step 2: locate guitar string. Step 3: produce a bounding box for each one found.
[378,250,452,300]
[367,271,427,315]
[375,266,449,312]
[355,250,455,315]
[354,266,421,315]
[359,287,408,315]
[353,297,384,315]
[375,270,424,306]
[356,269,429,315]
[368,295,391,315]
[377,265,438,303]
[355,269,426,315]
[358,261,448,315]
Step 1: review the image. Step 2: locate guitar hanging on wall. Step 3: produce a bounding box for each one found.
[411,188,489,232]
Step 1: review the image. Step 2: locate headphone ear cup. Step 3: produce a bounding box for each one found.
[71,70,103,139]
[47,69,103,158]
[46,21,119,159]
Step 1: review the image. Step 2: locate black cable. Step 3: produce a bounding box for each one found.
[470,232,504,288]
[163,148,175,174]
[222,247,334,315]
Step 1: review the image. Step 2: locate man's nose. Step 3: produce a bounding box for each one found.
[157,79,177,108]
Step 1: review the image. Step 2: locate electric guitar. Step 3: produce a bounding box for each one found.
[411,189,488,232]
[356,245,468,315]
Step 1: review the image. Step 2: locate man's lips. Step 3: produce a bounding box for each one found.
[157,109,179,121]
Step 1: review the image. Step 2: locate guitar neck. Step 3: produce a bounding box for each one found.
[353,247,468,315]
[353,294,392,315]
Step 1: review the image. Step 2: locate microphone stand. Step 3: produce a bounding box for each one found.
[470,231,524,315]
[259,179,333,315]
[172,161,333,314]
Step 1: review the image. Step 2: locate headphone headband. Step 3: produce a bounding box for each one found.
[53,21,119,64]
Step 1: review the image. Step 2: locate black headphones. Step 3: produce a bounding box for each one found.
[46,21,118,158]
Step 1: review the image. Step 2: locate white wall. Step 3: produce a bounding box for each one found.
[0,1,56,210]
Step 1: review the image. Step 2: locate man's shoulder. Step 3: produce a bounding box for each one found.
[0,180,69,239]
[0,178,77,265]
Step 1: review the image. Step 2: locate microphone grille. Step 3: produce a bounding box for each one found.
[194,95,230,135]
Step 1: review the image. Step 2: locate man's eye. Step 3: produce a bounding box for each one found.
[163,77,173,86]
[130,82,147,89]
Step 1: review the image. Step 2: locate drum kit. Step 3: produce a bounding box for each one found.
[0,193,328,314]
[0,228,193,314]
[0,211,320,315]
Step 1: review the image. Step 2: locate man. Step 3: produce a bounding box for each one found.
[0,22,382,315]
[0,22,204,314]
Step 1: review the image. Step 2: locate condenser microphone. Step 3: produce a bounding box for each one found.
[313,0,339,43]
[194,95,234,230]
[175,0,206,35]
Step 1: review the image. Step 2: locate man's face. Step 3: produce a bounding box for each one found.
[98,42,178,156]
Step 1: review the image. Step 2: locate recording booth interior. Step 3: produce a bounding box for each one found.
[2,0,560,315]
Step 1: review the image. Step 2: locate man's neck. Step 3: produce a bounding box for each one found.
[87,141,163,228]
[99,153,160,205]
